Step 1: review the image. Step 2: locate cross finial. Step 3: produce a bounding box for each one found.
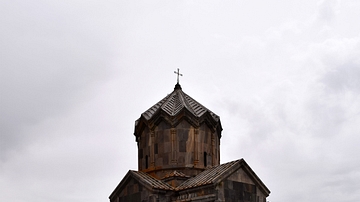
[174,68,183,84]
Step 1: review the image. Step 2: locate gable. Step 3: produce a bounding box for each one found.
[116,177,143,202]
[217,165,269,202]
[109,170,173,202]
[109,172,144,202]
[227,167,255,185]
[221,161,270,201]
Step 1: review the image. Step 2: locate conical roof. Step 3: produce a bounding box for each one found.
[135,84,222,136]
[141,84,219,122]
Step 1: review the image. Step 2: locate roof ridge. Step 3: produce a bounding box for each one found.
[183,92,208,117]
[178,90,196,116]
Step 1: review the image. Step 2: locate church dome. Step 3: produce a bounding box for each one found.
[134,83,223,178]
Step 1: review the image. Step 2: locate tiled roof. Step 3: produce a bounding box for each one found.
[141,84,220,122]
[176,159,241,190]
[131,171,174,190]
[110,159,270,199]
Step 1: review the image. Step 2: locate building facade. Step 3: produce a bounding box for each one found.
[110,83,270,202]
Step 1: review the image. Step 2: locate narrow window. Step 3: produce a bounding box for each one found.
[145,155,148,169]
[154,143,158,154]
[204,152,207,167]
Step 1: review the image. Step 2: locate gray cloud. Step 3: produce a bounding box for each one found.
[322,63,360,93]
[1,0,360,202]
[317,0,338,22]
[0,0,119,161]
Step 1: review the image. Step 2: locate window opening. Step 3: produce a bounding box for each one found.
[204,152,207,167]
[145,155,148,169]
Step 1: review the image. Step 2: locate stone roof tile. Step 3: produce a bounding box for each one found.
[131,171,174,190]
[176,159,241,190]
[141,84,220,122]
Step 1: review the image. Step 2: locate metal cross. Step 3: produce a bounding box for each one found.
[174,68,183,84]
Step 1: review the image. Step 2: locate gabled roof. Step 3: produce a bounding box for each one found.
[176,159,240,190]
[110,159,271,200]
[131,171,174,190]
[176,159,271,196]
[109,170,173,200]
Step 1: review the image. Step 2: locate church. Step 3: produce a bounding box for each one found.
[109,72,270,202]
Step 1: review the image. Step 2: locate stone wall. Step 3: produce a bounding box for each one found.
[175,187,216,202]
[216,168,267,202]
[138,119,221,179]
[112,178,171,202]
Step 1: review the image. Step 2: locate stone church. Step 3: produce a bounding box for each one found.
[109,80,270,202]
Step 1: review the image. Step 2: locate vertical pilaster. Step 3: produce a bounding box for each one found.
[211,133,215,166]
[171,128,177,163]
[150,130,155,168]
[138,134,143,171]
[218,136,220,164]
[194,128,199,166]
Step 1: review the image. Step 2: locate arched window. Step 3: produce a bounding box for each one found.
[204,152,207,167]
[145,155,148,169]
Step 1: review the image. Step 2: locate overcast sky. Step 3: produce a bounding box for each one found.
[1,0,360,201]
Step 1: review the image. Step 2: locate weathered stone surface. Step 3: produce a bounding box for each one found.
[137,118,221,178]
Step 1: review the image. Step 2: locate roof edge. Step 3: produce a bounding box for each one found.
[134,109,222,137]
